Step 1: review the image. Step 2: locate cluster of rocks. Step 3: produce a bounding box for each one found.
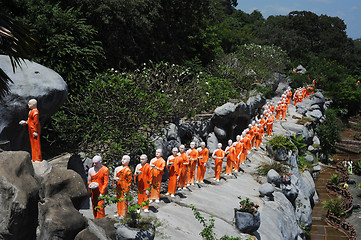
[154,94,266,156]
[0,151,88,239]
[0,151,150,240]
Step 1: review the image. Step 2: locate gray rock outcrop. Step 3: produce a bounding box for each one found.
[0,55,68,151]
[0,151,39,240]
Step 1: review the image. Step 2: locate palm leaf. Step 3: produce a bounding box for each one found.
[0,13,37,99]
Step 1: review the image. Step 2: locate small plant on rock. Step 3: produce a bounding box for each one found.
[235,197,259,215]
[269,135,296,152]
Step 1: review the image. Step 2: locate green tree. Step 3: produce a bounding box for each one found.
[4,0,105,92]
[316,109,342,157]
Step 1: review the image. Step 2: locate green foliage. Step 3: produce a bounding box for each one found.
[47,62,240,164]
[235,197,259,215]
[7,0,105,92]
[298,155,313,172]
[191,204,242,240]
[191,204,217,240]
[290,135,307,154]
[353,160,361,176]
[268,135,296,152]
[322,197,344,217]
[289,73,311,89]
[257,161,292,179]
[330,174,340,186]
[316,109,342,157]
[0,13,37,99]
[256,161,282,175]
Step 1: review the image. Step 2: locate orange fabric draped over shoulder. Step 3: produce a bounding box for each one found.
[136,163,152,209]
[150,157,165,201]
[196,148,209,182]
[88,166,109,219]
[116,166,132,216]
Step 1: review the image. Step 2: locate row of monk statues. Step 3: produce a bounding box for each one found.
[87,85,316,219]
[18,84,315,219]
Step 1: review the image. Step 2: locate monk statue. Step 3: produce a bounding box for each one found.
[166,147,181,197]
[87,155,109,219]
[134,154,152,213]
[186,142,198,186]
[150,149,165,203]
[113,155,132,217]
[196,142,209,183]
[19,99,42,161]
[211,143,225,182]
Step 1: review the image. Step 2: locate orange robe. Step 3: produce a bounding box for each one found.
[266,117,273,136]
[26,109,42,161]
[136,163,152,209]
[293,93,299,106]
[226,146,236,174]
[196,148,209,182]
[256,126,264,148]
[287,91,292,105]
[247,128,255,149]
[281,104,287,120]
[234,141,243,170]
[150,157,165,201]
[240,136,251,164]
[187,149,199,185]
[178,152,189,188]
[116,166,132,216]
[88,166,109,219]
[213,149,225,180]
[275,105,281,120]
[251,126,258,147]
[270,105,275,113]
[167,155,181,195]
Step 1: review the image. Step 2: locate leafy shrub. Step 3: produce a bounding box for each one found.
[235,197,259,215]
[322,197,344,217]
[257,161,292,179]
[46,62,243,165]
[289,73,311,89]
[290,135,307,154]
[191,205,242,240]
[316,109,342,157]
[330,174,340,186]
[353,160,361,175]
[298,155,313,172]
[268,135,296,152]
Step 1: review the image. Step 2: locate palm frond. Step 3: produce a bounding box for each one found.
[0,13,37,99]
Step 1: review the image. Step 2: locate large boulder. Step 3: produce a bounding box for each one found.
[267,169,281,187]
[211,102,237,126]
[0,55,67,152]
[306,109,323,122]
[38,197,88,240]
[75,218,117,240]
[39,167,88,210]
[295,102,307,115]
[311,92,325,108]
[0,151,39,240]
